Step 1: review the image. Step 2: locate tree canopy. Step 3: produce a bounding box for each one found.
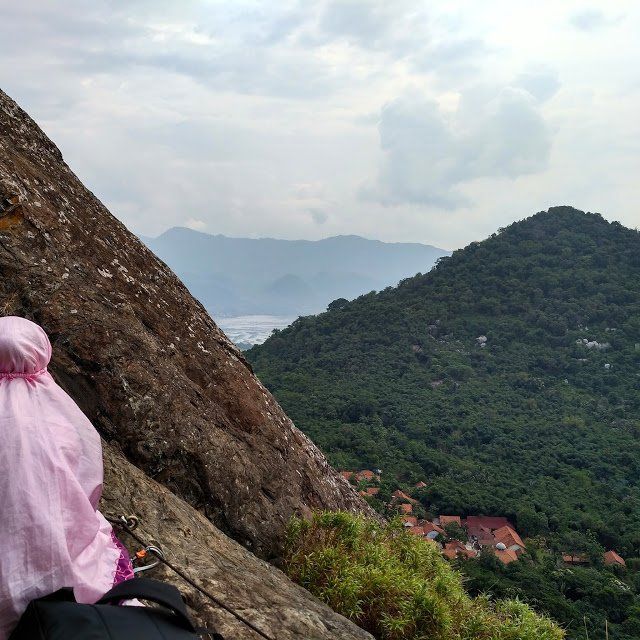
[249,207,640,637]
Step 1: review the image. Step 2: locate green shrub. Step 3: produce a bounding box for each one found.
[284,512,564,640]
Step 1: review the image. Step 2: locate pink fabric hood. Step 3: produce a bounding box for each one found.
[0,316,119,639]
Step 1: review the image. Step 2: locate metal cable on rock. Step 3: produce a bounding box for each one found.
[106,515,275,640]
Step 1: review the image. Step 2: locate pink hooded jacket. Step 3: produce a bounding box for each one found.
[0,316,120,639]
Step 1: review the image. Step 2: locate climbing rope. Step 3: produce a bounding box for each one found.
[106,515,274,640]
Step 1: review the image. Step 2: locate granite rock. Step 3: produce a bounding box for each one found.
[101,443,373,640]
[0,87,374,558]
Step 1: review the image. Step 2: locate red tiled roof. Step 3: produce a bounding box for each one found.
[408,526,425,536]
[399,503,413,514]
[415,481,427,488]
[392,490,418,504]
[356,470,376,481]
[467,524,490,536]
[401,516,418,527]
[495,548,518,564]
[494,526,525,549]
[440,515,462,527]
[423,522,445,536]
[442,541,476,560]
[340,471,354,480]
[604,550,626,567]
[365,487,380,496]
[473,527,496,546]
[445,541,466,552]
[465,516,513,531]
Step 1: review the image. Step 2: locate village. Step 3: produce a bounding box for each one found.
[342,469,627,569]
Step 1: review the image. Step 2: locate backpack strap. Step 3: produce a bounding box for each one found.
[33,588,76,603]
[97,578,195,632]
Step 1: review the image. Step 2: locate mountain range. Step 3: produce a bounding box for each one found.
[142,228,449,317]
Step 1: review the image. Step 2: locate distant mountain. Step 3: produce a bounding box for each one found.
[142,228,450,317]
[248,207,640,638]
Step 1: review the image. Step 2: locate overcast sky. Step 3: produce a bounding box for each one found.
[1,1,639,249]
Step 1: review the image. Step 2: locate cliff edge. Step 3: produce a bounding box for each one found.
[101,443,373,639]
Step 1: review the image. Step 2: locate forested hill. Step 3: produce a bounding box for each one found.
[248,207,640,555]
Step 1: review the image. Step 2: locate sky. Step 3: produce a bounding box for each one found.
[1,0,639,249]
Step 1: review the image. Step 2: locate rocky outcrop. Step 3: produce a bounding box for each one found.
[0,88,374,558]
[101,443,373,640]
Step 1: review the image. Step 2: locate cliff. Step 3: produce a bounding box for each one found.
[0,88,374,560]
[101,443,373,639]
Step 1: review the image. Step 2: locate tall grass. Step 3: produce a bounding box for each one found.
[284,512,564,640]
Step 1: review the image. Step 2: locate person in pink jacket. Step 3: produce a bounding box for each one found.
[0,316,134,639]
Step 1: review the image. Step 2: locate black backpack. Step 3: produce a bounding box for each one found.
[9,578,222,640]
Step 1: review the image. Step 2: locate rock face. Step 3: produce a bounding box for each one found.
[101,443,373,640]
[0,88,373,558]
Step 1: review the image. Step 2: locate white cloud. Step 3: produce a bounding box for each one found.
[318,0,424,50]
[185,218,207,231]
[308,208,329,224]
[0,0,638,248]
[569,8,618,31]
[364,83,552,207]
[514,67,561,103]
